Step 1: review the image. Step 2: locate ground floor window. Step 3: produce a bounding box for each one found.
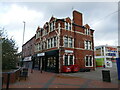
[85,56,93,67]
[64,55,74,66]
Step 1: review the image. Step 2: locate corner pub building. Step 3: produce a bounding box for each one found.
[23,10,95,73]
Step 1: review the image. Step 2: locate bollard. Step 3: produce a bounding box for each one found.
[6,73,10,89]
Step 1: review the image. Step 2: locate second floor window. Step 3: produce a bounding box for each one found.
[50,21,55,32]
[84,41,92,50]
[69,38,73,48]
[64,37,68,47]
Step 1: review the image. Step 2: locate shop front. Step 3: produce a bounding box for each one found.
[23,56,32,68]
[34,50,59,73]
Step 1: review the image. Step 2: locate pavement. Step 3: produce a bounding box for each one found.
[2,65,120,89]
[62,62,120,84]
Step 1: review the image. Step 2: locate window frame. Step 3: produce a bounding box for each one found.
[85,55,93,67]
[63,55,74,66]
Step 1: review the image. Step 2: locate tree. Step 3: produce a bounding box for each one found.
[1,30,18,70]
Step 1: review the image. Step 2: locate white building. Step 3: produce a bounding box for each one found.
[95,45,117,67]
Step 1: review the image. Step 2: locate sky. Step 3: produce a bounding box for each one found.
[0,2,118,52]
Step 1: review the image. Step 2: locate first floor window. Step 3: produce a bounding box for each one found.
[70,55,73,65]
[48,39,50,48]
[65,55,68,66]
[85,56,93,67]
[64,55,74,65]
[39,43,41,50]
[89,56,92,66]
[51,38,53,48]
[85,56,89,66]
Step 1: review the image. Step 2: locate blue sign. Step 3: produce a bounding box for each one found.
[116,58,120,80]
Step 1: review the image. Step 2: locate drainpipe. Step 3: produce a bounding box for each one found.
[58,23,61,73]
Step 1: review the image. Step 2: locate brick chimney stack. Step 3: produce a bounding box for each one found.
[73,10,83,26]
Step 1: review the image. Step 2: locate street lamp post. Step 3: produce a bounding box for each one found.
[21,21,26,67]
[22,21,26,45]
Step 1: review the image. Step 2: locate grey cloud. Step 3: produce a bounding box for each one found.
[0,2,118,52]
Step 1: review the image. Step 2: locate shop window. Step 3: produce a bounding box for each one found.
[85,56,93,67]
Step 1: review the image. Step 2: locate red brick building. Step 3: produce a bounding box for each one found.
[22,35,35,68]
[34,10,95,73]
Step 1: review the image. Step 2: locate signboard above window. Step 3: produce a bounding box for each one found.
[65,50,73,53]
[37,53,45,56]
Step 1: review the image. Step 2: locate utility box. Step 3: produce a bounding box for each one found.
[102,70,111,82]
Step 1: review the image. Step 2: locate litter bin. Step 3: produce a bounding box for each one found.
[102,69,111,82]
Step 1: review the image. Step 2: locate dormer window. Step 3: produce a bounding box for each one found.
[66,22,68,30]
[85,28,90,35]
[65,22,71,30]
[49,21,55,32]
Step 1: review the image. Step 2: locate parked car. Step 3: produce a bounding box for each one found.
[70,64,79,72]
[61,65,71,73]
